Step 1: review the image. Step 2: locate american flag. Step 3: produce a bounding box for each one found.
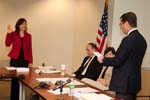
[96,2,108,54]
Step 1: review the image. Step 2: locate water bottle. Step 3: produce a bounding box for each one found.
[69,78,75,96]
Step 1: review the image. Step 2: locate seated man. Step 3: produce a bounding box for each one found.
[97,47,116,87]
[73,43,103,81]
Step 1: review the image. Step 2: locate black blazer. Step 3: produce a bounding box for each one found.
[74,56,103,81]
[103,30,147,94]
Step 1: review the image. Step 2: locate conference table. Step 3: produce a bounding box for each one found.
[0,67,121,100]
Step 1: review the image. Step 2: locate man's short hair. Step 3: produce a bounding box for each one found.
[88,43,96,49]
[120,12,137,27]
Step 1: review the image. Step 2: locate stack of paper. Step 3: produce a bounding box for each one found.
[48,87,113,100]
[38,66,54,69]
[82,78,109,90]
[35,66,60,74]
[48,87,99,95]
[36,78,51,83]
[16,68,29,72]
[6,67,16,70]
[6,67,29,72]
[80,93,113,100]
[75,87,99,93]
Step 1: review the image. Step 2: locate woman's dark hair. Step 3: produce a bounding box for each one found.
[104,47,116,56]
[15,18,27,33]
[120,12,137,27]
[88,43,96,49]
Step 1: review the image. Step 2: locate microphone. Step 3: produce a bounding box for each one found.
[53,78,71,91]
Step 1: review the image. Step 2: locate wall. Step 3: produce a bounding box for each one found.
[72,0,105,70]
[0,0,75,73]
[109,0,150,68]
[0,0,105,73]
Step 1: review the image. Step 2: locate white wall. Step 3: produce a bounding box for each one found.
[72,0,105,70]
[0,0,75,72]
[0,0,105,73]
[109,0,150,67]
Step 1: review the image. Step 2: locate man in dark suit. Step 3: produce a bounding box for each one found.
[98,12,147,100]
[73,43,103,81]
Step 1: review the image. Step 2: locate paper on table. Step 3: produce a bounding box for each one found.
[6,67,16,70]
[73,87,99,99]
[37,66,57,71]
[35,66,60,74]
[43,70,61,74]
[36,78,52,83]
[80,93,113,100]
[48,88,69,95]
[36,77,84,85]
[16,68,29,72]
[37,66,54,69]
[35,69,60,74]
[48,87,99,95]
[6,67,29,72]
[75,87,99,93]
[82,78,108,90]
[93,52,103,57]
